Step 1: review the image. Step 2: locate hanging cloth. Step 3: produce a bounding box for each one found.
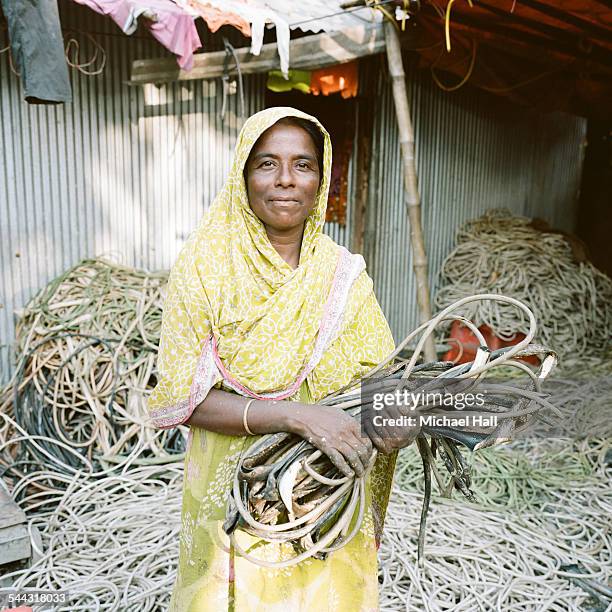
[72,0,201,70]
[172,0,251,37]
[1,0,72,104]
[188,0,291,76]
[266,69,311,94]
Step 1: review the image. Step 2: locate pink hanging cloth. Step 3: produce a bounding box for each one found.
[181,1,251,37]
[72,0,202,70]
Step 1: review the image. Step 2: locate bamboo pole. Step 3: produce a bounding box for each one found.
[383,20,437,362]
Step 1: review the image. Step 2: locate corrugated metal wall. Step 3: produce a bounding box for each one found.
[0,10,586,381]
[0,11,268,380]
[365,59,586,342]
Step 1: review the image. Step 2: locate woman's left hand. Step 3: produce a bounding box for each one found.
[286,403,375,478]
[363,402,421,455]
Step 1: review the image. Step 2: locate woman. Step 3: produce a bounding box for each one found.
[148,107,416,611]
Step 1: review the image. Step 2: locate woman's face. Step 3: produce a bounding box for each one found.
[245,121,321,234]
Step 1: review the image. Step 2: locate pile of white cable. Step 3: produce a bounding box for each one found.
[0,258,185,482]
[3,409,608,610]
[380,374,612,610]
[0,258,609,608]
[434,209,612,362]
[380,436,611,611]
[0,462,183,612]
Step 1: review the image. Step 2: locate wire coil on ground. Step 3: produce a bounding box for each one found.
[0,258,184,493]
[435,210,612,363]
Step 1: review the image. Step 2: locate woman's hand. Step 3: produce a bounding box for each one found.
[363,402,421,455]
[286,404,374,478]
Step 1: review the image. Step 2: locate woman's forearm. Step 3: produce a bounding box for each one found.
[186,388,295,436]
[188,388,383,477]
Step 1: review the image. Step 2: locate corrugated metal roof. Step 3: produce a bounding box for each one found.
[69,0,383,76]
[181,0,383,75]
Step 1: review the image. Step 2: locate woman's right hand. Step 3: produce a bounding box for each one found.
[286,404,374,478]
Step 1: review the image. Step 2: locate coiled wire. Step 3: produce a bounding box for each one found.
[434,210,612,363]
[0,258,185,494]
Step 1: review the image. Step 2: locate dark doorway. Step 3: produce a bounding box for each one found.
[575,121,612,276]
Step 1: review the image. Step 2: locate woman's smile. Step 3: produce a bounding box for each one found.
[268,198,301,207]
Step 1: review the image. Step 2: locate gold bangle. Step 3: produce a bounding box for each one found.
[242,398,257,435]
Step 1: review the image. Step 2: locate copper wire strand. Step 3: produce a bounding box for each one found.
[64,31,107,76]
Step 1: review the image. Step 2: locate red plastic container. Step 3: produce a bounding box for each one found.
[443,320,540,366]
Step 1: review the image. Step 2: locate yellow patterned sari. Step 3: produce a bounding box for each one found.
[148,107,397,611]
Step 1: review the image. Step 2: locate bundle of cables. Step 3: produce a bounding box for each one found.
[224,294,560,568]
[0,258,185,488]
[434,209,612,363]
